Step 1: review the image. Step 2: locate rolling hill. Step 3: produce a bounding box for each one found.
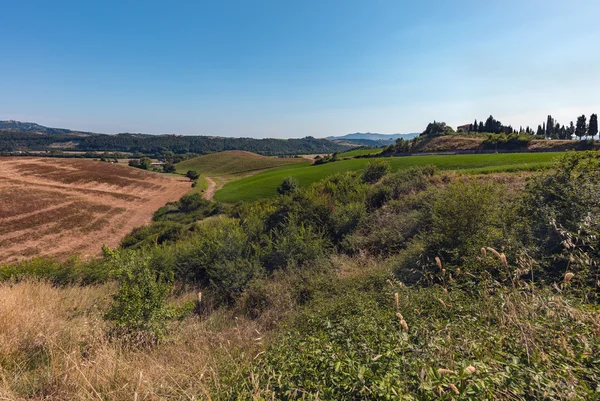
[214,152,562,202]
[175,150,307,177]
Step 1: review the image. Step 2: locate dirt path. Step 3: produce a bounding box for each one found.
[203,176,217,200]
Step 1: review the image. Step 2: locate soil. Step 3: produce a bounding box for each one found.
[0,157,190,262]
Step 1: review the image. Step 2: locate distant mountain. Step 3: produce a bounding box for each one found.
[0,120,350,156]
[0,120,94,136]
[327,132,419,141]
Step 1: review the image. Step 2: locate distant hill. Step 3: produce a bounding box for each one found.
[327,132,419,146]
[0,120,93,136]
[327,132,419,141]
[0,120,351,156]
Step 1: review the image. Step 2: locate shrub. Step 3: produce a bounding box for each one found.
[104,248,174,342]
[277,176,299,195]
[361,160,390,183]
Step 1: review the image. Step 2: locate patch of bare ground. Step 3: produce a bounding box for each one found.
[0,157,190,262]
[202,176,217,200]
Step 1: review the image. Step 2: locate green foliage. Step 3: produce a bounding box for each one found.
[215,152,561,203]
[277,176,299,195]
[162,162,176,173]
[104,248,174,341]
[225,273,600,400]
[421,121,455,137]
[0,256,109,285]
[361,159,390,183]
[522,152,600,291]
[186,169,200,181]
[120,221,190,249]
[482,132,532,150]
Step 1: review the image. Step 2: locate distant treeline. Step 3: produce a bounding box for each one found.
[465,114,599,140]
[0,130,349,156]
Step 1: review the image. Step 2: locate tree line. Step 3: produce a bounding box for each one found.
[467,114,599,140]
[0,130,349,156]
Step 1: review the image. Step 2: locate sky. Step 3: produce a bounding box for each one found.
[1,0,600,138]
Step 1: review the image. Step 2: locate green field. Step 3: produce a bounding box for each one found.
[336,148,384,158]
[215,152,563,202]
[175,151,305,178]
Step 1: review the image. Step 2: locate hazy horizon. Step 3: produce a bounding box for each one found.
[2,0,599,138]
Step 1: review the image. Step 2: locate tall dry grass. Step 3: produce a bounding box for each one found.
[0,281,263,400]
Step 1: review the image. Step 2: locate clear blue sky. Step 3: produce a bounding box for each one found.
[1,0,599,138]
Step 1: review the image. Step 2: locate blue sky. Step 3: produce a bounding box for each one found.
[1,0,599,138]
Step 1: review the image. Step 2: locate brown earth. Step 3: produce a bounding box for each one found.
[203,176,217,200]
[0,157,190,262]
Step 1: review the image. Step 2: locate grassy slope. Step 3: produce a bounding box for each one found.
[337,148,384,158]
[175,150,305,177]
[215,152,561,202]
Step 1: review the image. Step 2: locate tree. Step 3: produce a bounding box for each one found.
[163,163,176,173]
[546,115,554,139]
[575,115,587,140]
[567,121,575,140]
[588,114,598,140]
[536,125,544,137]
[422,121,451,137]
[277,176,299,195]
[139,157,153,170]
[186,170,200,181]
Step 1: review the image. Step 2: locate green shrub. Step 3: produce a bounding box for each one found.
[277,176,299,195]
[104,248,174,342]
[361,159,390,183]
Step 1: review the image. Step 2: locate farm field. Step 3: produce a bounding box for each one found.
[176,150,308,199]
[175,150,306,176]
[336,147,384,158]
[215,152,562,202]
[0,157,190,262]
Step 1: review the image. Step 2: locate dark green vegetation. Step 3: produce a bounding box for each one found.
[216,152,561,202]
[1,151,599,399]
[0,121,349,156]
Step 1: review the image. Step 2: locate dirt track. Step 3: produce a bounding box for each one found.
[0,157,190,262]
[202,177,217,200]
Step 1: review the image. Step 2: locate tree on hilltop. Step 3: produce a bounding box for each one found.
[575,115,587,140]
[588,114,598,141]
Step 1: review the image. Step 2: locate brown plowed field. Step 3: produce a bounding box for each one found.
[0,157,190,262]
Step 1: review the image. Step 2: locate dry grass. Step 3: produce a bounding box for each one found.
[0,281,264,400]
[0,158,191,262]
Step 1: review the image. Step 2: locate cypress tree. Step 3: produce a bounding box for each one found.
[575,115,587,140]
[588,114,598,140]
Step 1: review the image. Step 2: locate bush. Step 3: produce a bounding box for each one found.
[277,176,299,195]
[104,248,174,342]
[361,160,390,183]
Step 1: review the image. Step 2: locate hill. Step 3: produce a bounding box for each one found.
[215,152,561,202]
[409,135,600,153]
[0,120,94,136]
[327,132,419,141]
[175,150,307,177]
[0,121,351,156]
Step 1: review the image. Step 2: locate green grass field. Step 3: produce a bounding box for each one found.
[336,148,384,158]
[175,151,305,178]
[214,152,563,202]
